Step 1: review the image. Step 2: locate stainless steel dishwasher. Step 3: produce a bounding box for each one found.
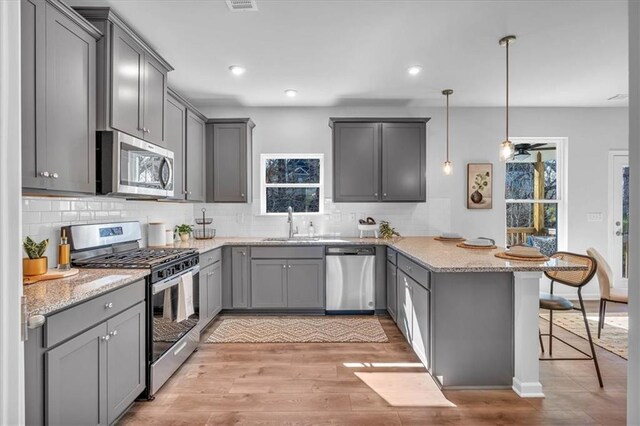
[325,246,375,314]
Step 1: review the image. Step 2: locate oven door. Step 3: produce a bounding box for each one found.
[118,133,174,198]
[150,265,199,363]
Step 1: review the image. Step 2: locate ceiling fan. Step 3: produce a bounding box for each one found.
[512,143,555,160]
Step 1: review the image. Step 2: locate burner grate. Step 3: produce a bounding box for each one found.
[74,248,198,269]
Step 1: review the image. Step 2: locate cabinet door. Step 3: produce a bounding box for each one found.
[250,260,287,308]
[107,302,146,424]
[142,54,167,145]
[198,264,211,326]
[231,247,250,308]
[165,93,186,198]
[333,122,380,202]
[206,261,222,319]
[186,110,206,201]
[21,0,46,189]
[111,25,144,139]
[386,261,397,321]
[396,270,413,341]
[410,280,430,369]
[46,322,108,426]
[381,123,426,202]
[211,123,248,202]
[44,3,96,193]
[287,259,324,308]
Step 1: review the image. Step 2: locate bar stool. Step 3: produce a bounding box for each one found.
[539,252,603,387]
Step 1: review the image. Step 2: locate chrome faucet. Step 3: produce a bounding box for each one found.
[287,206,298,238]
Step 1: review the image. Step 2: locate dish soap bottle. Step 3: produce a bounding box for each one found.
[57,229,71,271]
[308,221,315,238]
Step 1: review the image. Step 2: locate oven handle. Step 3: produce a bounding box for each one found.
[151,265,199,295]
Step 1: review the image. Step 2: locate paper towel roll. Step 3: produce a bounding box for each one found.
[148,222,166,247]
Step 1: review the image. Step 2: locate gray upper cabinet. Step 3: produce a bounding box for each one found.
[186,110,206,201]
[165,92,187,200]
[22,0,100,195]
[74,7,173,146]
[207,119,255,203]
[332,122,380,202]
[330,118,429,202]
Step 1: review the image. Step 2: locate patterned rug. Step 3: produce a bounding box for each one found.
[539,312,628,360]
[205,316,389,343]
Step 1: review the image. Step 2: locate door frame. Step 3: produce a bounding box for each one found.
[608,150,629,289]
[0,1,25,424]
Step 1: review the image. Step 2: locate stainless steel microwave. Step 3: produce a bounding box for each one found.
[96,131,174,198]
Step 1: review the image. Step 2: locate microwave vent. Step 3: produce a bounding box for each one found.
[226,0,258,12]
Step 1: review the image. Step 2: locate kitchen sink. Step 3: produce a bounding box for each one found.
[262,236,349,243]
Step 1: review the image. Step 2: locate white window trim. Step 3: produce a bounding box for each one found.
[505,137,568,251]
[260,153,325,216]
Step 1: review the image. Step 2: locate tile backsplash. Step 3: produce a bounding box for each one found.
[22,196,193,267]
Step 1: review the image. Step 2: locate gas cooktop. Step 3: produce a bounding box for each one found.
[73,247,198,269]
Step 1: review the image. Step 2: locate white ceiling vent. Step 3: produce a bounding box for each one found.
[226,0,258,12]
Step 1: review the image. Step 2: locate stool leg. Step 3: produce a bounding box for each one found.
[549,309,554,356]
[598,299,605,339]
[579,292,603,387]
[539,328,545,353]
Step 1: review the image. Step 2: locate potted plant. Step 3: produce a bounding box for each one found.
[175,224,193,242]
[470,171,490,204]
[379,221,400,240]
[23,237,49,276]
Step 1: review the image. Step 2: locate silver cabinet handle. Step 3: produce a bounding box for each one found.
[183,190,189,195]
[105,302,113,309]
[374,193,378,197]
[188,191,192,195]
[101,335,110,341]
[207,257,213,262]
[241,193,245,198]
[207,272,214,277]
[109,330,118,337]
[146,128,151,134]
[40,171,50,178]
[52,172,59,179]
[241,252,246,256]
[383,193,387,197]
[288,265,292,269]
[282,264,286,269]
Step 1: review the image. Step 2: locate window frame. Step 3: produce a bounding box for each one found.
[505,137,568,251]
[260,153,325,216]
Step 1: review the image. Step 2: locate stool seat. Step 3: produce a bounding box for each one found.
[540,292,574,310]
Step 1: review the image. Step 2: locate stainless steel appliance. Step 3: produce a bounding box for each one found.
[325,246,375,314]
[96,131,174,198]
[65,221,199,398]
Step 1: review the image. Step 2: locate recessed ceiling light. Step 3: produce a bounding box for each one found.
[285,89,298,97]
[408,65,423,76]
[608,94,628,101]
[229,65,246,76]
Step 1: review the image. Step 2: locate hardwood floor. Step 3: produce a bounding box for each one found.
[120,308,627,425]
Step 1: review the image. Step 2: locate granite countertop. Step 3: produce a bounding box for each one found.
[168,236,586,273]
[24,268,149,317]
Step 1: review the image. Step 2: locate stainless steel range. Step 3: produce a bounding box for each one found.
[64,221,200,398]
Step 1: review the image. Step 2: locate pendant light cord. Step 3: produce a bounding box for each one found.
[446,92,450,162]
[505,39,509,142]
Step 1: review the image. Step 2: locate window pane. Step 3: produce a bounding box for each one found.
[266,187,320,213]
[265,158,320,184]
[506,202,557,255]
[505,159,556,200]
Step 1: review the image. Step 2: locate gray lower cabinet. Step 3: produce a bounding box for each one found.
[250,260,288,308]
[200,260,222,326]
[396,271,411,340]
[249,259,324,309]
[386,260,397,321]
[21,0,100,194]
[329,118,428,202]
[207,119,255,203]
[231,247,250,308]
[26,281,146,426]
[397,270,430,369]
[185,110,206,201]
[74,7,173,146]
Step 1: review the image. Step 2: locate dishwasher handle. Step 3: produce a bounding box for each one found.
[325,246,375,256]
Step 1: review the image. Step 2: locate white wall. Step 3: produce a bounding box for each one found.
[22,197,193,267]
[197,105,628,297]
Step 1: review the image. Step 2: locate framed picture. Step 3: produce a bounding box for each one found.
[467,163,493,209]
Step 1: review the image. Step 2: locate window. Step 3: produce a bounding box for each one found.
[260,154,324,215]
[505,138,566,256]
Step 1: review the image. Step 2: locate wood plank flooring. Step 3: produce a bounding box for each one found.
[120,307,627,425]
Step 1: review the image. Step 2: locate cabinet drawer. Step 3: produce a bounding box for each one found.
[397,255,429,290]
[386,248,397,265]
[45,279,145,348]
[200,249,221,269]
[251,246,324,259]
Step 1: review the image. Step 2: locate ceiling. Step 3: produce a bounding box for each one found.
[65,0,629,108]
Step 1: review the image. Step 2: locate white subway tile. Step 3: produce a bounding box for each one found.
[61,211,79,222]
[23,212,41,224]
[51,200,70,211]
[87,201,102,210]
[29,199,52,211]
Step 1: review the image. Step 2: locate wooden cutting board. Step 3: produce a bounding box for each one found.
[495,252,550,262]
[23,268,80,285]
[434,237,466,242]
[456,242,497,250]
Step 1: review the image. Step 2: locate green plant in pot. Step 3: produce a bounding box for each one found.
[23,237,49,276]
[175,224,193,242]
[379,221,400,240]
[470,171,490,204]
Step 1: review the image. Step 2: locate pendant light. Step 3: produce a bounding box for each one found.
[442,89,453,175]
[499,35,516,161]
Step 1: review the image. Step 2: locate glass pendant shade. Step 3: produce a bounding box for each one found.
[443,161,452,175]
[500,140,514,161]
